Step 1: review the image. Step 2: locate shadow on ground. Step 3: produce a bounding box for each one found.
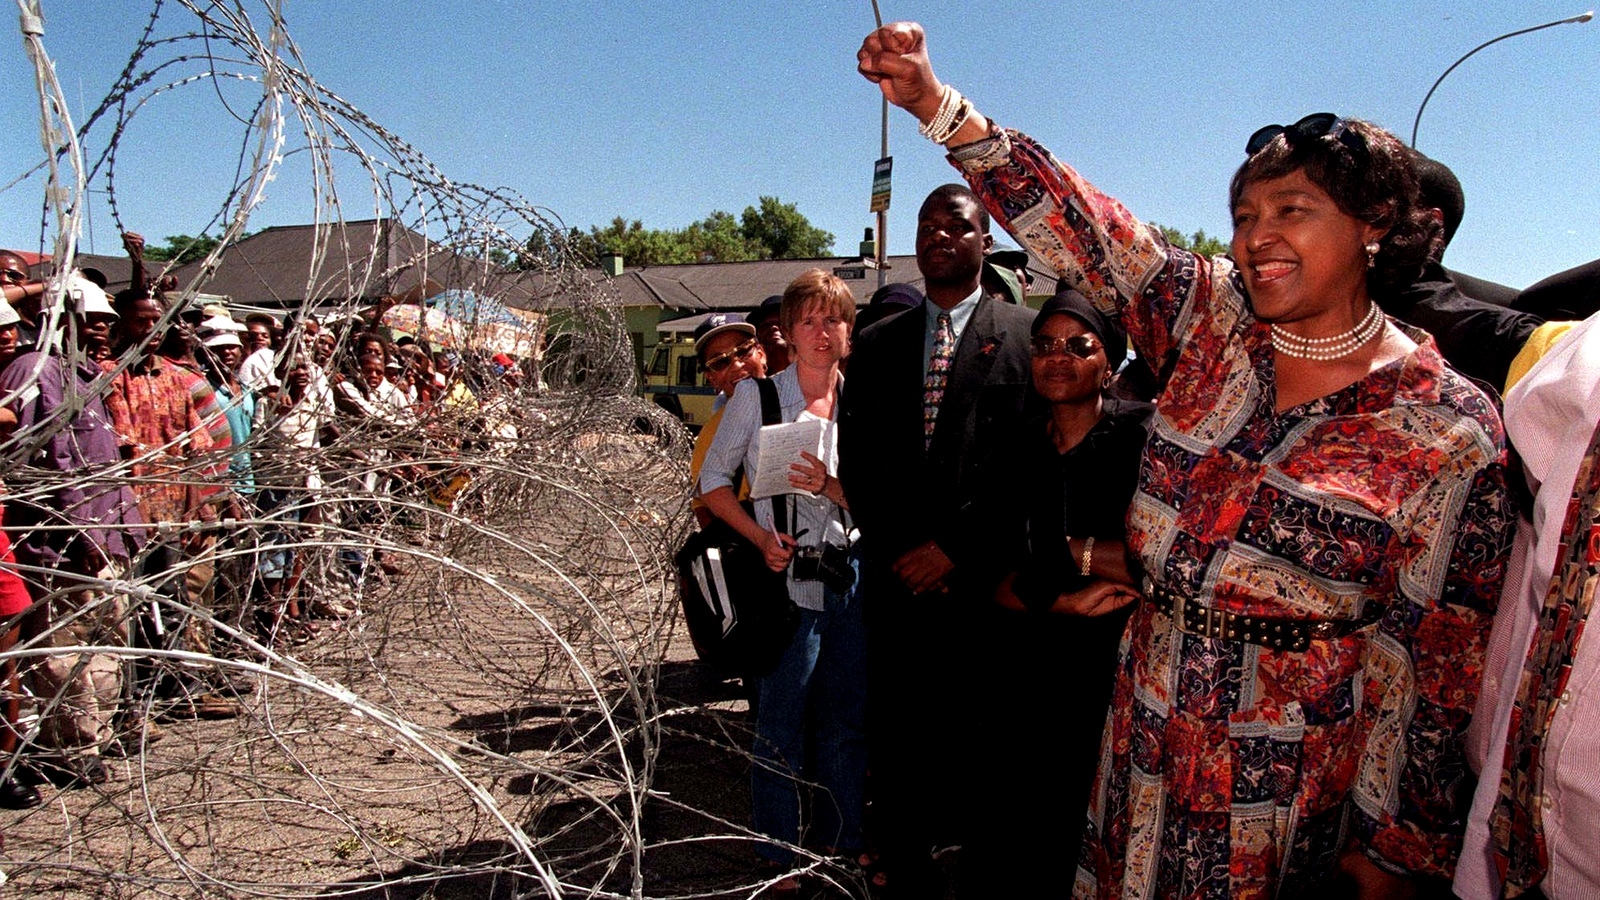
[331,659,875,898]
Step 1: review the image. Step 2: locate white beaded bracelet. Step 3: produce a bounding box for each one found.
[1079,536,1095,577]
[918,85,962,141]
[929,96,973,145]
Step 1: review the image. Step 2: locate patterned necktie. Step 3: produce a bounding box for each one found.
[923,311,954,450]
[1490,416,1600,897]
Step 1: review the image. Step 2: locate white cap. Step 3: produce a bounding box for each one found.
[319,311,362,327]
[198,313,246,333]
[0,301,19,328]
[49,271,117,319]
[202,331,243,349]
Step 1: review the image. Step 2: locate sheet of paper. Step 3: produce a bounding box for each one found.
[748,418,826,500]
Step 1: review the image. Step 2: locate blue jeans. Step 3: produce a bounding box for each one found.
[751,550,867,864]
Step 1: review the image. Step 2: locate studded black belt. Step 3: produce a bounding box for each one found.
[1146,582,1383,652]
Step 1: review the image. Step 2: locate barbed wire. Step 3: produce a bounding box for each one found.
[0,2,868,898]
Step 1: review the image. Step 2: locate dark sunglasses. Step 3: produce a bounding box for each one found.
[0,268,26,283]
[702,338,759,374]
[1030,334,1101,359]
[1245,113,1368,166]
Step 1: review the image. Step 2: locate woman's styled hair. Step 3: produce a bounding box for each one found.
[780,269,857,336]
[1229,118,1440,296]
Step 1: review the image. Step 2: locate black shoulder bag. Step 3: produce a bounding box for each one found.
[675,378,800,677]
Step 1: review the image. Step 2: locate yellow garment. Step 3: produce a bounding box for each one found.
[440,380,477,411]
[689,404,746,515]
[1505,321,1579,395]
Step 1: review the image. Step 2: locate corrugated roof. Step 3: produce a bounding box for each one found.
[168,219,537,312]
[24,252,138,294]
[512,255,931,315]
[46,218,1060,318]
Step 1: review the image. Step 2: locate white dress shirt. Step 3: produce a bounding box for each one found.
[1457,312,1600,900]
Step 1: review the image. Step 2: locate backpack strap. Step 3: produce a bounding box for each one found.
[755,378,790,535]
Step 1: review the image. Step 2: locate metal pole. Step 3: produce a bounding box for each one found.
[877,97,888,287]
[871,0,889,287]
[1412,10,1593,148]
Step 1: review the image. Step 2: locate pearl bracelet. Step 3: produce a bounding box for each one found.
[918,85,962,141]
[929,96,973,145]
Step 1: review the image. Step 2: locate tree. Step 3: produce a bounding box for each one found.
[143,232,227,265]
[740,196,834,259]
[528,226,602,269]
[589,217,694,266]
[1152,222,1229,258]
[683,210,757,262]
[496,198,834,270]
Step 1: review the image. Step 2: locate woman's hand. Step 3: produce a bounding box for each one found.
[788,451,846,507]
[788,452,827,493]
[857,22,943,120]
[758,529,797,573]
[1055,580,1141,617]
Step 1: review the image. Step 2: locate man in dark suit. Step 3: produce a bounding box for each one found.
[838,183,1036,897]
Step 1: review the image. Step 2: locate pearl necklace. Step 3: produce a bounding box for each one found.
[1270,302,1385,361]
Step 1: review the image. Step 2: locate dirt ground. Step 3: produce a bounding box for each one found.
[0,432,887,899]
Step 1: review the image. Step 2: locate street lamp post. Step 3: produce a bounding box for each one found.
[1411,10,1593,148]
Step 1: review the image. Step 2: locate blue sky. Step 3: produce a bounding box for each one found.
[1,1,1595,290]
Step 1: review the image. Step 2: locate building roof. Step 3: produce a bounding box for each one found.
[24,252,138,294]
[19,217,1058,318]
[511,249,1056,316]
[513,254,932,314]
[169,219,536,311]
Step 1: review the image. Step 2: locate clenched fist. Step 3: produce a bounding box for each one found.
[856,22,943,120]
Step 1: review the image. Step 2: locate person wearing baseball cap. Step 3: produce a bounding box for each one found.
[693,313,763,402]
[689,313,767,527]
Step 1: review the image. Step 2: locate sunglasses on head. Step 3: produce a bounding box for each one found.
[1245,113,1369,166]
[1030,334,1101,360]
[702,338,758,374]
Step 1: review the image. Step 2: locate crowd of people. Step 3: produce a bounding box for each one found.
[678,21,1600,900]
[4,20,1598,900]
[0,235,537,810]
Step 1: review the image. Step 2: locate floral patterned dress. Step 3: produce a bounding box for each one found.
[951,127,1514,898]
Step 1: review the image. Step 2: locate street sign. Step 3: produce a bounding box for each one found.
[869,157,892,213]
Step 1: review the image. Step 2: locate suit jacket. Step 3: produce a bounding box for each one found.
[839,294,1036,582]
[1514,256,1600,322]
[1382,260,1540,396]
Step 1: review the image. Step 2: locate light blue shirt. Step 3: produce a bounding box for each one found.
[208,375,257,493]
[699,366,849,612]
[921,285,982,381]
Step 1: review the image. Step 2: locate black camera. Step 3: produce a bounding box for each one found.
[791,543,855,595]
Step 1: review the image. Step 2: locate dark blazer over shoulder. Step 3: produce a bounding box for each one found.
[839,295,1037,576]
